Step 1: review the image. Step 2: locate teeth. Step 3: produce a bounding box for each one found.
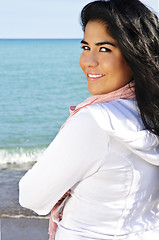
[88,74,103,78]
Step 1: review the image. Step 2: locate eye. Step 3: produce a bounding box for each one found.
[100,47,111,52]
[81,46,90,51]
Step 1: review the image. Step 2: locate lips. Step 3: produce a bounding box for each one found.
[87,73,105,80]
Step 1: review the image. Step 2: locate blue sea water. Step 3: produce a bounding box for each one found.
[0,39,88,165]
[0,39,89,218]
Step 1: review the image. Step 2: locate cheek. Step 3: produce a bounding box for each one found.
[102,55,128,75]
[119,57,133,78]
[114,53,129,71]
[101,56,115,72]
[110,54,133,82]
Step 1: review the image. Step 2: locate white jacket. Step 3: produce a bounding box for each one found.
[19,99,159,240]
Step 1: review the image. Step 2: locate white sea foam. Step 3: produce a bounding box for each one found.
[0,214,49,220]
[0,148,46,165]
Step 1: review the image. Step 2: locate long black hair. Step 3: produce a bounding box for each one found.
[81,0,159,136]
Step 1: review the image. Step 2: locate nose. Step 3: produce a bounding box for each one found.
[81,52,99,68]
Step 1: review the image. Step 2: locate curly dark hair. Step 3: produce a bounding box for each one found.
[81,0,159,136]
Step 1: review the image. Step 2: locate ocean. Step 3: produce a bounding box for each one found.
[0,39,89,232]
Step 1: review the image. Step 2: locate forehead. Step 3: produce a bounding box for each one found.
[84,21,116,44]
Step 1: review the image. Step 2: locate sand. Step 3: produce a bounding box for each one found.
[1,217,49,240]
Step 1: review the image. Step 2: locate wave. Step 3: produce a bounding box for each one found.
[0,147,46,165]
[0,213,49,219]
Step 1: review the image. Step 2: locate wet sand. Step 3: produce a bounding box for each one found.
[1,217,49,240]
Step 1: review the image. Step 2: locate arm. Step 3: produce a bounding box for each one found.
[19,107,109,215]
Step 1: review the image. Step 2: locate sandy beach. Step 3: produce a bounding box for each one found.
[1,217,49,240]
[0,164,50,240]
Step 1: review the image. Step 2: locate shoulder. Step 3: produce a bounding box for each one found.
[67,99,159,165]
[84,99,159,165]
[83,98,145,132]
[67,98,144,140]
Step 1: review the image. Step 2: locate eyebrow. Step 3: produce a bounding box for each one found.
[81,40,116,47]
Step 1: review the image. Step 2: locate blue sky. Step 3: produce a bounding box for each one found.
[0,0,158,39]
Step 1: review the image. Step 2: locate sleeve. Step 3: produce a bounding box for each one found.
[19,107,109,215]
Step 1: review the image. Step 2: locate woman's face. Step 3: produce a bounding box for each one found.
[79,21,133,95]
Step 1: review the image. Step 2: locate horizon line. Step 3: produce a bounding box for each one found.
[0,38,82,40]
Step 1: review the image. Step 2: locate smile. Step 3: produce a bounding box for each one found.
[87,73,105,80]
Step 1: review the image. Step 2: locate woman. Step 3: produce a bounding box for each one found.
[19,0,159,239]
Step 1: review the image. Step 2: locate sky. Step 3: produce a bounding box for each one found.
[0,0,158,39]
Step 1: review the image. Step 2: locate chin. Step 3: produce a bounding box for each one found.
[88,86,109,95]
[88,89,103,95]
[88,87,98,95]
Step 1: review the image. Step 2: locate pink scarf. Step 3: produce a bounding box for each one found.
[48,81,135,240]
